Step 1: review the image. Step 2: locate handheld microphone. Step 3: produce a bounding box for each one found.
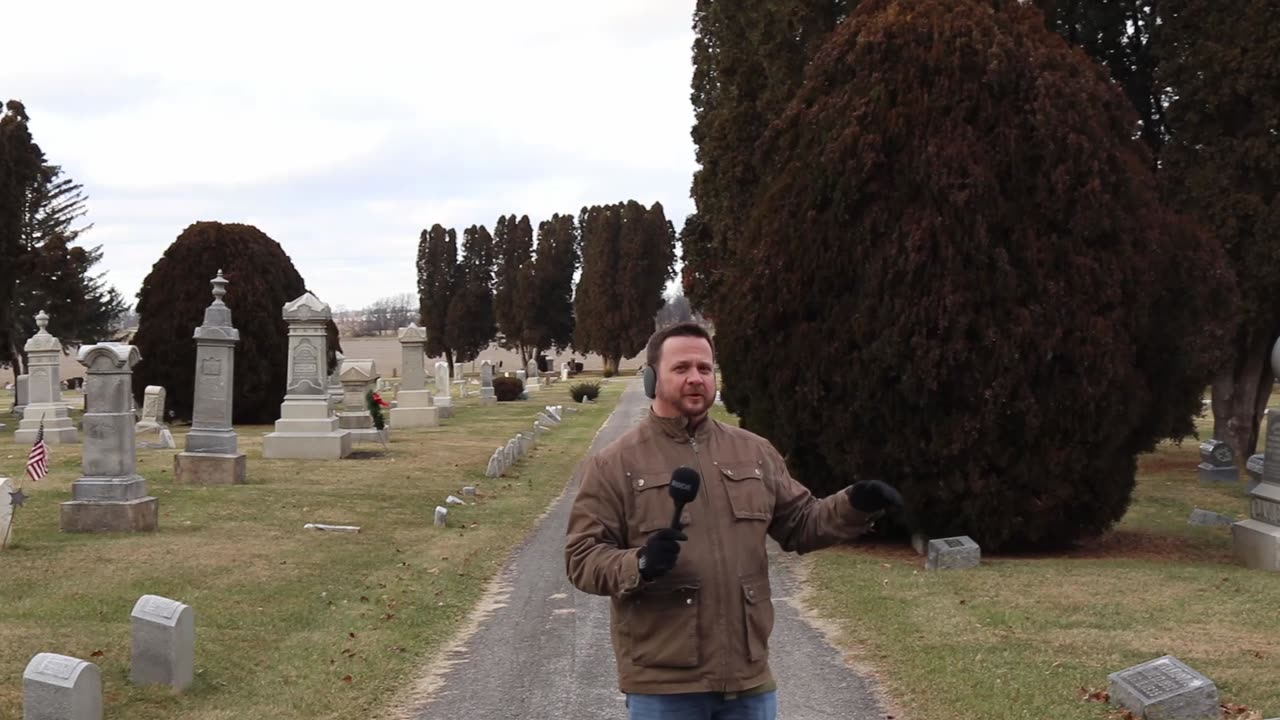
[669,467,701,531]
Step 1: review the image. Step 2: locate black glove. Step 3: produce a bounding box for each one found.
[638,528,687,581]
[847,480,903,514]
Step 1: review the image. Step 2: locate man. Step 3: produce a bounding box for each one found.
[565,322,903,720]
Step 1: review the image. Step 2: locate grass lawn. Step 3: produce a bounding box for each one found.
[0,381,622,720]
[728,399,1280,720]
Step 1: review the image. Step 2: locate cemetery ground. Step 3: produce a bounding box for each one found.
[0,380,624,720]
[766,398,1280,720]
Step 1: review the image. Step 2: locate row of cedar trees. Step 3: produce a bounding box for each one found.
[416,201,675,376]
[682,0,1277,550]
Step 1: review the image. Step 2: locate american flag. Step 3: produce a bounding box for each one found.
[26,422,48,482]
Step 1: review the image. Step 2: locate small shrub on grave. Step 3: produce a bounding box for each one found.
[570,382,601,403]
[493,376,525,401]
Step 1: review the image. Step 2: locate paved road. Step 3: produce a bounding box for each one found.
[405,380,889,719]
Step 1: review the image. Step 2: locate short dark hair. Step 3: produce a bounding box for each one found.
[646,322,715,370]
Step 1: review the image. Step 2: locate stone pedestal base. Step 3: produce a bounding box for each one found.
[338,412,373,430]
[60,497,158,533]
[1233,520,1280,570]
[175,452,247,485]
[346,428,386,444]
[263,431,352,459]
[15,414,78,445]
[390,406,439,428]
[434,396,453,419]
[1198,464,1238,484]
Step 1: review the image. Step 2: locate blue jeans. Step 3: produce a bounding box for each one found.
[626,691,777,719]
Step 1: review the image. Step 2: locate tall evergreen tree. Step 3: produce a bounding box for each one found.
[1035,0,1163,162]
[1159,0,1280,459]
[0,100,44,374]
[492,213,535,363]
[686,1,850,316]
[2,102,124,375]
[417,224,458,372]
[446,225,496,364]
[526,213,579,354]
[712,0,1235,550]
[574,201,675,375]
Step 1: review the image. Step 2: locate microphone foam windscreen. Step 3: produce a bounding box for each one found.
[669,466,701,504]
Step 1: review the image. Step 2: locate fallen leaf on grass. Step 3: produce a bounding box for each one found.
[89,650,104,658]
[382,613,396,621]
[341,675,353,684]
[348,632,356,639]
[1079,687,1110,703]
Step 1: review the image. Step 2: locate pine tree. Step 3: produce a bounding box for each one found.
[574,202,674,375]
[1159,0,1280,459]
[527,213,579,354]
[712,0,1235,550]
[0,100,44,373]
[417,224,458,372]
[493,214,534,363]
[446,225,496,363]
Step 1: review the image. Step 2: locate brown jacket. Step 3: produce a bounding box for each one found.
[565,411,877,694]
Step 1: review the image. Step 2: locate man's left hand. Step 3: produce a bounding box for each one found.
[847,480,903,514]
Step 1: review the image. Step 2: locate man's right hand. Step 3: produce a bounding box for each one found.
[638,528,687,581]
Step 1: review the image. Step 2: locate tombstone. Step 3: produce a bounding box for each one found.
[1197,439,1237,484]
[479,361,496,404]
[432,361,454,418]
[462,486,477,497]
[911,532,929,556]
[1246,453,1265,494]
[925,536,980,570]
[434,506,448,527]
[525,358,541,391]
[327,350,346,409]
[1187,508,1234,527]
[15,312,78,445]
[14,373,28,416]
[546,405,563,422]
[1,477,14,549]
[23,653,102,720]
[485,449,504,478]
[505,439,519,467]
[1108,655,1219,720]
[263,294,353,459]
[175,271,247,485]
[561,364,570,382]
[390,325,439,428]
[60,343,158,533]
[134,385,172,449]
[515,369,527,382]
[336,358,385,443]
[1233,381,1280,570]
[130,594,194,690]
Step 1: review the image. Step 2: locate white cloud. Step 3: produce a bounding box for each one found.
[1,0,697,309]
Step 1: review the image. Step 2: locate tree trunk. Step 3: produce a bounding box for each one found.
[1212,331,1275,461]
[603,354,619,377]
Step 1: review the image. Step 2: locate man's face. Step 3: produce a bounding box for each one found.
[655,335,716,419]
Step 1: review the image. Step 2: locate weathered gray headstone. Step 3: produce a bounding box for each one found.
[485,448,504,478]
[327,350,346,409]
[925,536,980,570]
[1187,508,1234,527]
[130,594,194,690]
[23,652,102,720]
[433,361,454,418]
[391,325,438,428]
[479,361,496,404]
[526,358,541,390]
[337,358,385,442]
[175,271,246,485]
[1,477,14,549]
[1108,655,1219,720]
[433,506,448,527]
[1246,453,1265,494]
[14,373,28,416]
[462,486,477,497]
[15,311,77,445]
[60,343,158,533]
[136,386,166,427]
[263,293,352,459]
[1197,439,1237,484]
[911,532,929,556]
[1233,380,1280,570]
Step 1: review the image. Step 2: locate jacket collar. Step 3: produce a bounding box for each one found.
[647,408,713,442]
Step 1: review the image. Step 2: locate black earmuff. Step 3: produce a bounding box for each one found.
[643,365,657,399]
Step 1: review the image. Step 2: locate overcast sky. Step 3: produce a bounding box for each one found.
[2,1,697,311]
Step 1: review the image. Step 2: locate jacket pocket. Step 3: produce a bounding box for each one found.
[741,575,774,663]
[628,580,701,668]
[632,471,692,534]
[721,464,773,521]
